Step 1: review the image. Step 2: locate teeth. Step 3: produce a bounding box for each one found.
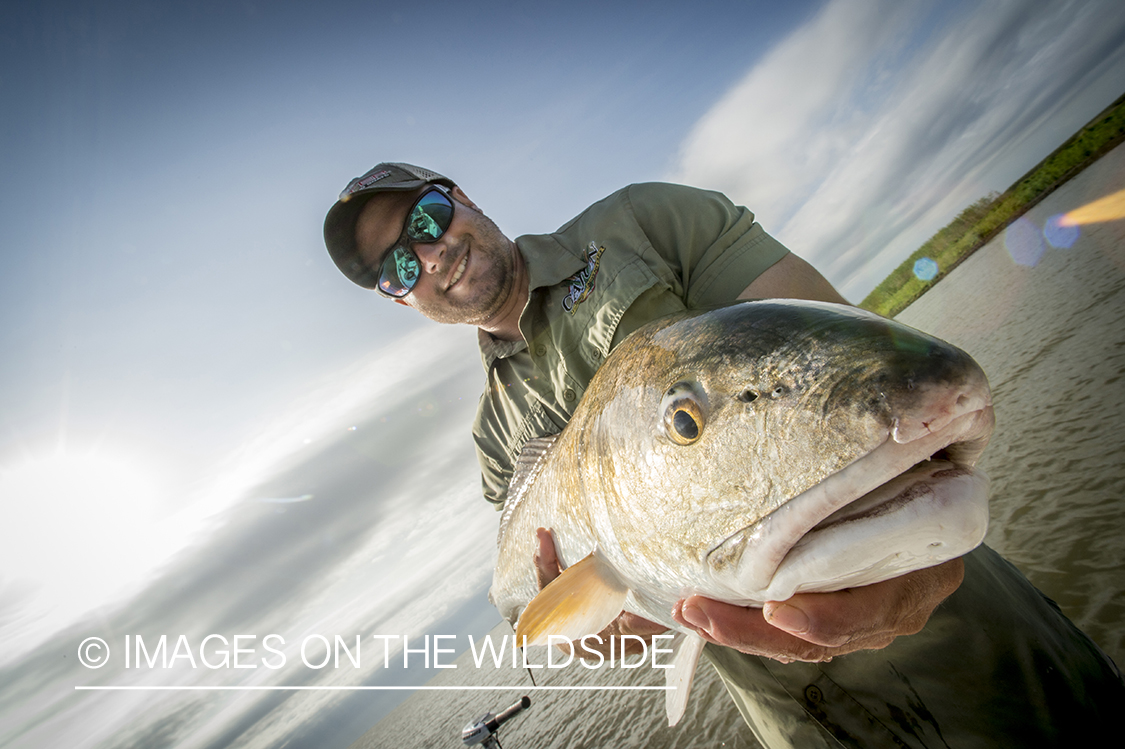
[450,255,467,287]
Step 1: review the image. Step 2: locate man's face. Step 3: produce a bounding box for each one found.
[354,186,518,326]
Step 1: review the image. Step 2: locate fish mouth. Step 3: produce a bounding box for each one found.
[708,398,995,604]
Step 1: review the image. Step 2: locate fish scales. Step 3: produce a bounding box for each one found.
[488,300,994,724]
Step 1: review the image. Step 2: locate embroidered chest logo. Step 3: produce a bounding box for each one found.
[562,242,606,314]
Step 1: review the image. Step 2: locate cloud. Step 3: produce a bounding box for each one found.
[0,324,486,663]
[0,324,501,747]
[668,0,917,224]
[670,0,1125,299]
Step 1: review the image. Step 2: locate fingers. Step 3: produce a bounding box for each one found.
[674,596,832,662]
[535,527,964,662]
[534,527,561,590]
[616,611,671,639]
[763,558,965,648]
[673,558,966,662]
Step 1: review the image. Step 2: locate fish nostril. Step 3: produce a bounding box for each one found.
[738,390,759,403]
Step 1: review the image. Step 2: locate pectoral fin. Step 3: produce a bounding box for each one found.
[515,553,628,647]
[664,631,706,726]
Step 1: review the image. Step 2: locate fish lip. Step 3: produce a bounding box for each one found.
[706,403,995,600]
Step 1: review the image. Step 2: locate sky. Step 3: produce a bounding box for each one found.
[1,0,1124,747]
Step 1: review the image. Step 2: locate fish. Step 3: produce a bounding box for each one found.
[488,299,995,725]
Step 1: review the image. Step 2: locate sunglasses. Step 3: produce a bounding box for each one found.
[370,186,455,298]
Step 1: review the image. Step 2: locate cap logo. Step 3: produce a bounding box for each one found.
[341,169,393,201]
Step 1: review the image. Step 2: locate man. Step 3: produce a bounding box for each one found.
[325,163,1122,747]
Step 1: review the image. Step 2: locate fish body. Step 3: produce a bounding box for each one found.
[488,300,994,723]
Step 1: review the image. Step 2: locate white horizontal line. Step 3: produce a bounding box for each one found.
[75,685,673,691]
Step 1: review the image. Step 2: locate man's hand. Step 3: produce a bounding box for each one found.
[534,529,964,664]
[672,558,965,663]
[534,528,667,658]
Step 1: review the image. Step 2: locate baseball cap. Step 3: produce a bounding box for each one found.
[323,162,456,288]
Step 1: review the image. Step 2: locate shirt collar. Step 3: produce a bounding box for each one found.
[478,327,527,367]
[477,234,588,370]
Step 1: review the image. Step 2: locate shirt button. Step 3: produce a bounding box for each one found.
[535,344,546,357]
[563,389,576,402]
[804,685,823,705]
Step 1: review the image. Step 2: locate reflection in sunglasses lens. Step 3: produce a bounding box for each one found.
[379,248,419,296]
[394,250,419,285]
[410,192,453,241]
[378,189,455,297]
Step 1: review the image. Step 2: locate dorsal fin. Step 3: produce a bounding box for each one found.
[510,435,558,503]
[497,435,559,547]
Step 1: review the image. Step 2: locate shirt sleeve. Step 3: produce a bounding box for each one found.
[622,182,791,307]
[473,355,570,509]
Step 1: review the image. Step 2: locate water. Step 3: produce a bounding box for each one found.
[356,145,1125,749]
[896,144,1125,662]
[353,627,751,749]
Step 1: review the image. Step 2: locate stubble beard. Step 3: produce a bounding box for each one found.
[409,212,515,327]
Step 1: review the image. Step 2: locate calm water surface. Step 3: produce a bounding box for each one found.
[896,144,1125,664]
[357,145,1125,749]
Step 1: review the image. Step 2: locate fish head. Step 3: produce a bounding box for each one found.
[580,300,993,604]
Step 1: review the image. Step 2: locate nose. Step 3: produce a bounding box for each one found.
[412,239,446,275]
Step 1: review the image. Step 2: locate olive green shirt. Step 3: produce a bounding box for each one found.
[473,182,788,507]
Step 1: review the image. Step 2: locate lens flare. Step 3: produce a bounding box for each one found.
[913,257,939,281]
[1043,214,1080,249]
[1005,217,1046,267]
[1057,188,1125,227]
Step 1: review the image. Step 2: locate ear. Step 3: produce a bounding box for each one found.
[450,185,481,213]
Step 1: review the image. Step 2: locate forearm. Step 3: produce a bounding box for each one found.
[738,253,850,305]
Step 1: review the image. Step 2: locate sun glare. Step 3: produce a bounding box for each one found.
[0,446,167,622]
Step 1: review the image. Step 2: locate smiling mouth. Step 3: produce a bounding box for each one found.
[448,252,468,289]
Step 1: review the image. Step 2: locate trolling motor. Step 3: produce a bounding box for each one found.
[461,696,532,748]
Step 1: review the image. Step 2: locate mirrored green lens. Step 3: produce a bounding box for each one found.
[407,191,453,242]
[377,247,420,297]
[374,188,454,297]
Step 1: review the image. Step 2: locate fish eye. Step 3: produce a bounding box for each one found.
[661,382,706,446]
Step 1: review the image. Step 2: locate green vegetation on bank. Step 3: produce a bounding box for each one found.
[861,91,1125,317]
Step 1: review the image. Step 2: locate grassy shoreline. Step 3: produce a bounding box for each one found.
[860,91,1125,318]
